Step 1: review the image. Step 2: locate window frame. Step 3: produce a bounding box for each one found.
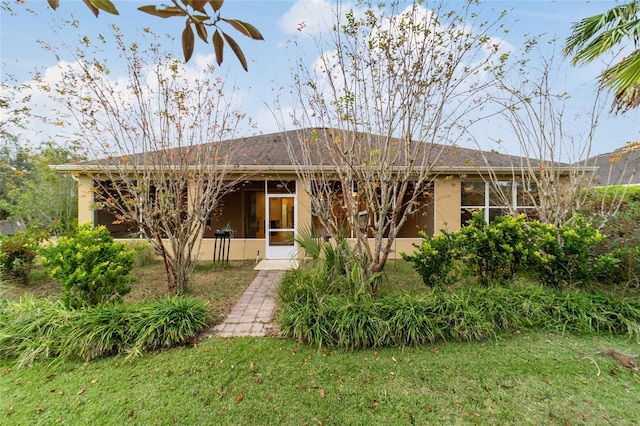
[461,180,538,224]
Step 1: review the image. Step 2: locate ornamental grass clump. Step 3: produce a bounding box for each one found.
[0,296,210,366]
[277,269,640,349]
[128,296,210,353]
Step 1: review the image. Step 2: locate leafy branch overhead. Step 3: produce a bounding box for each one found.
[563,0,640,113]
[44,0,263,70]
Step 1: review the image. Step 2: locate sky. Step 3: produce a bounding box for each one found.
[1,0,639,160]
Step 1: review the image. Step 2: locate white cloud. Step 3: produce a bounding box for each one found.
[3,51,257,159]
[279,0,341,37]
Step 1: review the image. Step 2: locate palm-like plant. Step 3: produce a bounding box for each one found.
[563,0,640,113]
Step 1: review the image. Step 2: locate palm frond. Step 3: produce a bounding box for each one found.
[293,224,324,261]
[564,1,639,64]
[601,49,640,112]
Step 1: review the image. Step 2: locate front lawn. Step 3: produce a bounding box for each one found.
[2,257,639,424]
[0,260,258,322]
[2,333,639,425]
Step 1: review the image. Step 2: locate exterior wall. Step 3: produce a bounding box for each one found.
[434,175,461,234]
[77,174,94,226]
[295,180,313,259]
[198,238,265,262]
[76,174,466,260]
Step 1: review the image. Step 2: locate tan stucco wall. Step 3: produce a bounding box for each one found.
[294,182,313,259]
[198,238,265,262]
[77,175,93,226]
[434,175,461,234]
[76,175,462,260]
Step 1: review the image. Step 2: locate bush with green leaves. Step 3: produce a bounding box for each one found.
[404,211,621,289]
[456,212,537,286]
[530,216,618,288]
[40,225,136,308]
[0,229,46,285]
[293,228,382,297]
[579,185,640,288]
[0,295,210,366]
[401,230,460,287]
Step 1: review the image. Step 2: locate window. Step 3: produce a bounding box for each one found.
[93,180,139,238]
[206,181,264,239]
[310,180,434,238]
[94,179,189,238]
[206,180,295,239]
[461,180,538,224]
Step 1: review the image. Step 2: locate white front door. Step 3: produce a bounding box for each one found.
[265,194,296,259]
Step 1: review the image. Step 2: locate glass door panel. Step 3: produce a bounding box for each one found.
[266,195,296,258]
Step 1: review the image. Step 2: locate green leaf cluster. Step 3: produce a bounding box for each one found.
[40,225,136,308]
[0,229,46,285]
[292,230,383,299]
[582,185,640,287]
[43,0,264,69]
[564,1,640,112]
[401,231,459,287]
[0,139,80,234]
[458,214,538,286]
[404,211,621,289]
[530,215,615,288]
[136,0,264,68]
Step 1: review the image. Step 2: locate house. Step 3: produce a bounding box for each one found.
[52,128,580,261]
[586,144,640,186]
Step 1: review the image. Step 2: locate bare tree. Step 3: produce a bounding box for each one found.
[48,30,250,294]
[481,48,631,226]
[277,0,511,275]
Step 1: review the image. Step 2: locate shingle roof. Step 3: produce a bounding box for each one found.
[587,146,640,186]
[56,128,573,172]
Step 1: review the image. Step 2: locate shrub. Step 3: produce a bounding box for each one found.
[0,295,210,365]
[457,213,536,286]
[323,235,356,282]
[0,229,46,285]
[404,212,625,289]
[607,247,640,289]
[40,225,136,308]
[580,186,640,288]
[530,216,617,288]
[597,205,639,288]
[401,230,459,287]
[277,284,640,349]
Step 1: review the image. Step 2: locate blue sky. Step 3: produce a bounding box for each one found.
[1,0,638,158]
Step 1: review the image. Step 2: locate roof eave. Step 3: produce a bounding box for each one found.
[50,164,598,174]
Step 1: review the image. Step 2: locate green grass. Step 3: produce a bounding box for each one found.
[2,333,639,425]
[2,259,639,424]
[1,260,257,322]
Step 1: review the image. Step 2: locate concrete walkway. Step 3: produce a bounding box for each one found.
[201,259,297,338]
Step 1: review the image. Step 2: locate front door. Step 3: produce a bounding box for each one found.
[266,194,296,259]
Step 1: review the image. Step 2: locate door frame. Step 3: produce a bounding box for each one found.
[265,193,297,259]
